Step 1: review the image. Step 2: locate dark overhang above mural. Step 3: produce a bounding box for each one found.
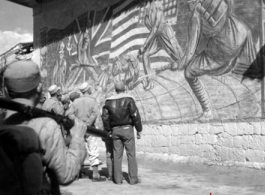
[6,0,40,8]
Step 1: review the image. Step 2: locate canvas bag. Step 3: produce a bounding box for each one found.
[0,125,43,195]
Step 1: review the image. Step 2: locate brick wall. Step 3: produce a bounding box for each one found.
[134,121,265,169]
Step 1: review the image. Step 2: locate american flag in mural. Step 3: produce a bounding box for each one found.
[109,0,180,69]
[50,0,181,89]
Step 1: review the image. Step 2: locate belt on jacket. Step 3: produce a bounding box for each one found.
[112,125,132,130]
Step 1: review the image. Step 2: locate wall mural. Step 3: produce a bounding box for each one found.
[40,0,263,122]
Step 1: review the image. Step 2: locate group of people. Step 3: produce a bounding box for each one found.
[0,59,143,195]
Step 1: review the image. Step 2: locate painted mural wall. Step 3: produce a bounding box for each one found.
[39,0,263,122]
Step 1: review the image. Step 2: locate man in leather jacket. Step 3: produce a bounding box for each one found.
[102,81,142,185]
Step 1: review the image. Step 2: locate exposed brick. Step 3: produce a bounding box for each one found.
[202,134,217,145]
[161,125,172,136]
[250,135,265,150]
[215,134,223,146]
[197,123,209,134]
[179,144,187,156]
[245,150,265,163]
[171,125,180,136]
[261,122,265,135]
[252,122,261,135]
[153,147,169,153]
[150,135,170,147]
[171,136,181,146]
[186,144,200,156]
[233,136,248,149]
[152,126,161,135]
[188,124,198,135]
[178,124,189,135]
[180,135,195,144]
[227,148,245,162]
[195,134,203,145]
[220,132,233,148]
[143,125,152,135]
[223,122,237,136]
[219,147,229,161]
[139,147,153,153]
[213,145,222,161]
[137,136,145,146]
[168,146,180,155]
[144,135,152,147]
[236,122,253,135]
[139,122,265,166]
[209,124,224,134]
[200,144,215,160]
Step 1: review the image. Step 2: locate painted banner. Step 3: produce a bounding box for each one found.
[40,0,263,122]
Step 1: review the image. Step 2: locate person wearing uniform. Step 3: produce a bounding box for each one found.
[61,94,71,115]
[102,81,142,185]
[42,84,64,115]
[69,91,81,102]
[68,82,105,182]
[3,60,87,195]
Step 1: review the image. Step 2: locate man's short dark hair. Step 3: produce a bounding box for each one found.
[115,81,125,93]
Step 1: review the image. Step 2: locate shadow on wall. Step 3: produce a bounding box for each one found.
[242,45,264,81]
[41,0,153,47]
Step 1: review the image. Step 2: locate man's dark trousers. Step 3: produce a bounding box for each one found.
[112,125,138,184]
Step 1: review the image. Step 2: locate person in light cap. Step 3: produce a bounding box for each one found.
[3,60,87,194]
[68,82,105,182]
[42,84,64,115]
[79,82,91,93]
[102,81,142,185]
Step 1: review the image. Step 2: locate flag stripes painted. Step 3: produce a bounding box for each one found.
[109,0,175,70]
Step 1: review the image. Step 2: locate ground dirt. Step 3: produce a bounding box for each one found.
[60,151,265,195]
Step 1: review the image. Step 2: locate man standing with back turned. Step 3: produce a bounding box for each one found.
[102,81,142,185]
[68,82,106,182]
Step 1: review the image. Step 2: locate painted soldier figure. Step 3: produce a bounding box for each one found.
[177,0,257,120]
[53,41,67,89]
[138,0,183,90]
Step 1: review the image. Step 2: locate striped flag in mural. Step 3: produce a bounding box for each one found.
[65,6,113,88]
[109,0,180,69]
[109,0,145,59]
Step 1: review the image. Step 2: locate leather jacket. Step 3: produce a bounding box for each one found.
[102,93,142,132]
